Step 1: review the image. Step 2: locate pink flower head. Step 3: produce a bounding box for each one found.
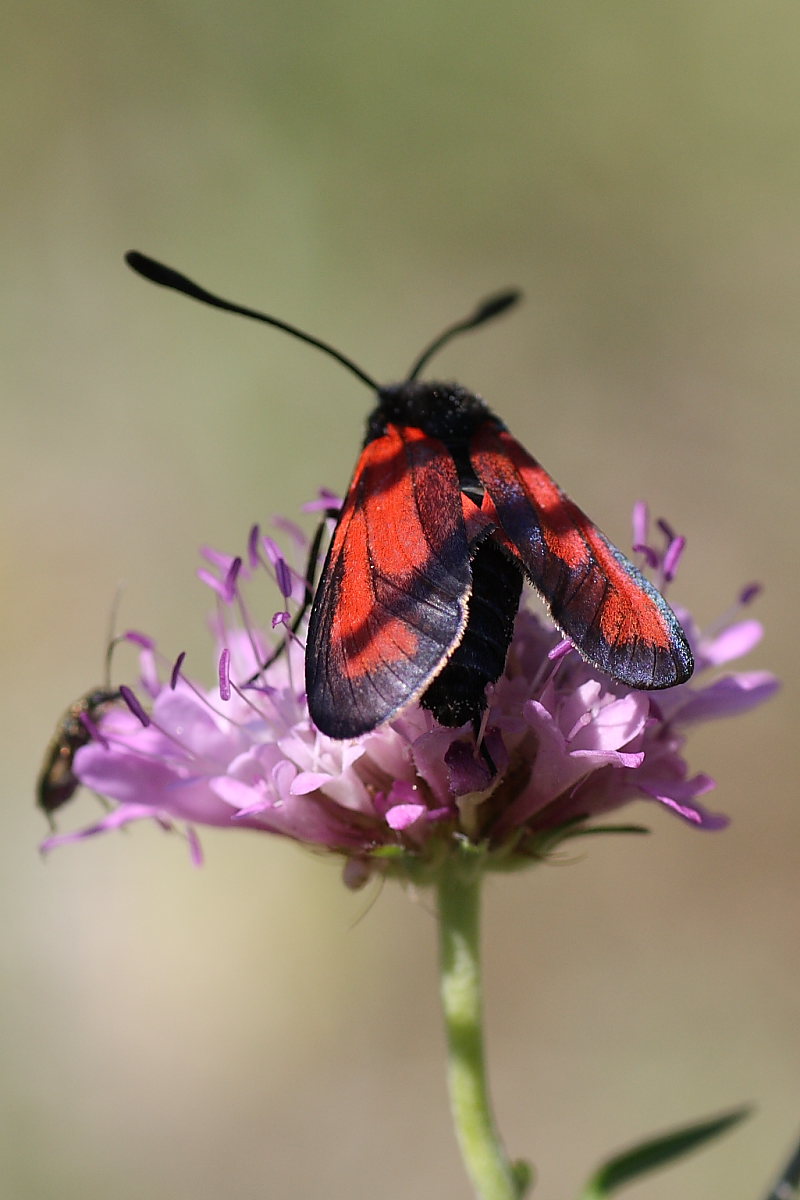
[42,497,779,884]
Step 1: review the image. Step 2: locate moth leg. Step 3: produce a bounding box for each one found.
[472,714,498,777]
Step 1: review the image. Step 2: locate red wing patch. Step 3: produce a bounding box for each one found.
[306,424,475,737]
[471,422,693,689]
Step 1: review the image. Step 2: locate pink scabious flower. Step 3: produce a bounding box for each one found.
[43,498,778,883]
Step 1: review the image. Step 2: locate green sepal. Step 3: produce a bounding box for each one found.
[578,1106,751,1198]
[511,1157,534,1197]
[368,819,651,886]
[369,844,408,860]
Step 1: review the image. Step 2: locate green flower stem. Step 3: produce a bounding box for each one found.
[437,849,528,1200]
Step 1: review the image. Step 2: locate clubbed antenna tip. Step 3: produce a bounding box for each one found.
[407,286,523,381]
[471,288,522,326]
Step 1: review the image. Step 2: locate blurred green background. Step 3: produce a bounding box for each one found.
[4,2,798,1197]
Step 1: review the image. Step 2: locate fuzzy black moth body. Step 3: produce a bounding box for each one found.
[418,537,523,729]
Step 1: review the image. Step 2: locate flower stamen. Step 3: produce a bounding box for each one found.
[119,685,151,727]
[218,649,231,702]
[170,651,186,690]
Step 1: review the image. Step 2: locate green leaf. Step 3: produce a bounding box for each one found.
[578,1106,751,1198]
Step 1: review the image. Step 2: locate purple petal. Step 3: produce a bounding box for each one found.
[260,536,283,565]
[569,694,649,752]
[40,803,160,852]
[303,490,342,512]
[638,774,728,830]
[632,500,649,549]
[185,826,204,866]
[197,568,231,599]
[124,630,155,650]
[676,671,779,723]
[200,546,236,569]
[663,535,686,582]
[571,748,645,769]
[702,619,763,666]
[271,514,307,546]
[385,803,427,830]
[291,771,334,795]
[75,743,177,807]
[153,691,242,759]
[137,645,162,698]
[445,737,496,796]
[212,775,267,814]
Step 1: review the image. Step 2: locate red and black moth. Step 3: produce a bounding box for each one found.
[125,253,694,742]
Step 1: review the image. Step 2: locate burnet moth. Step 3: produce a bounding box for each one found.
[125,252,694,744]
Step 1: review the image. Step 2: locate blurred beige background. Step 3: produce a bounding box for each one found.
[4,2,798,1197]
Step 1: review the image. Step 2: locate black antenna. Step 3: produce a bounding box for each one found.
[125,252,378,391]
[103,587,125,686]
[406,288,522,382]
